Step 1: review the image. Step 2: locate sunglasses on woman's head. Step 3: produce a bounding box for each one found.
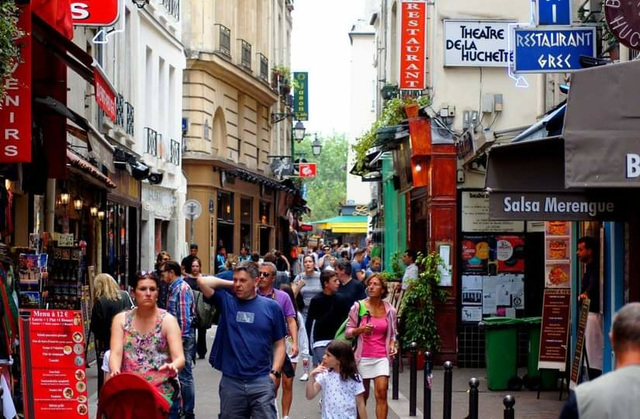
[137,271,157,279]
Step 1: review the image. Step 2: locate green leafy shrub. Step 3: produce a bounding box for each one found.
[0,1,22,101]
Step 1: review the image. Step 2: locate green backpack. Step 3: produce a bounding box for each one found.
[335,300,369,345]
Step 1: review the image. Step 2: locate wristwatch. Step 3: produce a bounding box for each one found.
[270,369,281,378]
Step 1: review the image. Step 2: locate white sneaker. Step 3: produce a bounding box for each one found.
[299,373,309,381]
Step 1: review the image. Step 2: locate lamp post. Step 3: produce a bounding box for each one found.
[311,135,322,157]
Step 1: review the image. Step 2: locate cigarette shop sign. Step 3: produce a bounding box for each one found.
[489,193,623,221]
[72,0,120,26]
[444,20,514,67]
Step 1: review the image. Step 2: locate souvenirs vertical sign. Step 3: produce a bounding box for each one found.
[19,310,88,418]
[400,0,426,90]
[0,2,32,163]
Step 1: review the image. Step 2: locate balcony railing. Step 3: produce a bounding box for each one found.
[161,0,180,20]
[116,94,124,127]
[259,54,268,82]
[240,40,252,70]
[169,139,181,165]
[125,102,134,136]
[215,24,231,58]
[144,127,159,156]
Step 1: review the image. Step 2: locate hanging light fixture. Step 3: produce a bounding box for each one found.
[131,0,150,8]
[90,206,98,217]
[60,189,70,206]
[97,210,106,221]
[73,196,83,211]
[292,120,306,143]
[311,135,323,157]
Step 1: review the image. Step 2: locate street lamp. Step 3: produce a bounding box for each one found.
[311,136,322,157]
[73,196,83,211]
[292,120,306,143]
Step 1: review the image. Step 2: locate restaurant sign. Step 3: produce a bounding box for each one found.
[604,0,640,50]
[72,0,120,26]
[489,193,623,221]
[399,1,426,90]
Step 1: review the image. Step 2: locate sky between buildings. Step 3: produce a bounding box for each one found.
[291,0,367,136]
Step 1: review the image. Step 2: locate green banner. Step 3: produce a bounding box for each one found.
[293,72,308,121]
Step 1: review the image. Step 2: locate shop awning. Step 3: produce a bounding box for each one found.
[67,150,117,189]
[564,60,640,188]
[311,216,368,233]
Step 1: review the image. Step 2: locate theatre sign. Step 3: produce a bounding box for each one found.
[489,193,624,221]
[444,20,514,67]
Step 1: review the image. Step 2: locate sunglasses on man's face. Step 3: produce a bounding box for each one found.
[259,272,273,277]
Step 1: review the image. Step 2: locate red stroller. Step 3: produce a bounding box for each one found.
[97,373,179,418]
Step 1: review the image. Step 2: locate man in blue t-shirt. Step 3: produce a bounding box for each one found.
[197,261,287,419]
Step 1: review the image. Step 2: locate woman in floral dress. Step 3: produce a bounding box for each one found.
[109,272,185,406]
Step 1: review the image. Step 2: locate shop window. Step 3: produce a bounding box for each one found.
[217,191,234,223]
[259,225,272,255]
[260,201,271,224]
[240,197,252,251]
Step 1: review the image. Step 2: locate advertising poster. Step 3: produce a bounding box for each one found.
[544,221,572,288]
[19,310,88,418]
[461,306,483,322]
[461,236,490,274]
[539,289,571,371]
[496,235,525,273]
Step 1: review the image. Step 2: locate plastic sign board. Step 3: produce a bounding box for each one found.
[444,20,514,67]
[0,3,32,163]
[71,0,120,26]
[399,1,426,90]
[298,163,317,178]
[93,66,117,122]
[293,72,309,121]
[513,27,596,73]
[537,0,572,26]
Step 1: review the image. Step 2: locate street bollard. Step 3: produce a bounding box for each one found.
[468,378,479,419]
[503,395,515,419]
[409,342,418,416]
[423,351,432,419]
[392,338,400,400]
[443,361,453,419]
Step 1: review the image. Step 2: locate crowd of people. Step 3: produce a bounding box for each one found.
[90,240,395,419]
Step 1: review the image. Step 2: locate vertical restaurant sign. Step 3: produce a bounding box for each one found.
[19,310,88,419]
[93,66,117,122]
[400,1,426,90]
[293,72,308,121]
[71,0,121,26]
[0,2,32,163]
[570,298,590,389]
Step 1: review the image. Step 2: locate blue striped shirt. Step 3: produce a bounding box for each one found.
[166,277,196,338]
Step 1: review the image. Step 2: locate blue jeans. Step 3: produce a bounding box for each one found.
[219,374,276,419]
[171,334,195,419]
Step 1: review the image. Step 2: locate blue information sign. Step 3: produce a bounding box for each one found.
[537,0,571,26]
[513,27,596,73]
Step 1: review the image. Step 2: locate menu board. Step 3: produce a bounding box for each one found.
[538,289,571,371]
[19,310,88,418]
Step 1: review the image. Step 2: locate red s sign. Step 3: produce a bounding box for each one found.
[72,0,120,26]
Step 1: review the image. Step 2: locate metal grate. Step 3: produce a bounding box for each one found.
[170,139,181,165]
[240,40,252,70]
[216,24,231,57]
[116,94,124,128]
[161,0,180,20]
[259,54,268,82]
[125,102,134,136]
[144,127,158,156]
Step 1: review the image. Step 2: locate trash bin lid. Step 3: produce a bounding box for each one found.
[520,316,542,325]
[481,317,522,328]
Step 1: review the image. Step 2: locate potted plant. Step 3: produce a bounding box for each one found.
[399,251,449,367]
[380,251,404,286]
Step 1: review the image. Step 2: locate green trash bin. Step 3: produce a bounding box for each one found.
[521,317,542,380]
[481,317,521,391]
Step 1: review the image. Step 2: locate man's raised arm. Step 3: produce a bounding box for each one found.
[197,275,233,298]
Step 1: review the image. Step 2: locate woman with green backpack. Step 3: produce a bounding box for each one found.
[345,273,397,419]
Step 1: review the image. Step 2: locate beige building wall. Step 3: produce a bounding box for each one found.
[182,0,294,269]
